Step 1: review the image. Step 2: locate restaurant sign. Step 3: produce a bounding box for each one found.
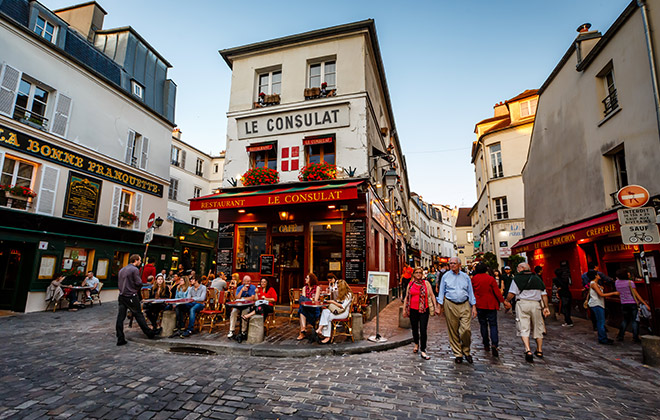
[514,221,620,253]
[191,187,358,210]
[0,124,163,197]
[62,172,101,222]
[237,104,350,139]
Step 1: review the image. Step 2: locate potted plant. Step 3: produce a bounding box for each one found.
[241,167,279,186]
[118,211,138,225]
[298,162,337,181]
[0,184,37,200]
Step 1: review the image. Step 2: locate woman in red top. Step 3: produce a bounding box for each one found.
[471,262,505,357]
[242,277,277,321]
[297,273,321,340]
[403,267,436,360]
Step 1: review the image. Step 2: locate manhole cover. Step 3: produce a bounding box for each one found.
[169,346,217,356]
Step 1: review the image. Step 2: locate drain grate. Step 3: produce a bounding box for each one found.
[169,346,217,356]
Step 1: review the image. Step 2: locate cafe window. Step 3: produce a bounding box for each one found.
[62,247,95,277]
[305,138,335,165]
[118,190,134,228]
[13,78,50,130]
[310,221,343,281]
[1,156,36,210]
[250,148,277,170]
[236,224,267,272]
[112,251,129,278]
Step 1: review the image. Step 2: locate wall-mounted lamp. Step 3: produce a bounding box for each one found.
[238,209,246,213]
[410,227,416,234]
[327,205,336,209]
[154,216,164,228]
[179,235,185,241]
[396,206,402,216]
[279,211,289,221]
[383,169,397,189]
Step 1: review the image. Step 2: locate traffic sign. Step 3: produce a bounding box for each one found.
[617,207,656,225]
[620,223,660,245]
[147,212,156,229]
[143,227,154,244]
[617,185,650,208]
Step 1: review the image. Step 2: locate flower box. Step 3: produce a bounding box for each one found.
[254,93,280,108]
[0,184,37,199]
[298,162,337,181]
[241,167,279,186]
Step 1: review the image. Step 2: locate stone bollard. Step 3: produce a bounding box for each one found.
[352,313,363,340]
[161,311,176,337]
[247,315,264,344]
[399,306,410,329]
[641,335,660,367]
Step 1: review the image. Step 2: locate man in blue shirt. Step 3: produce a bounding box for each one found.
[228,275,256,338]
[436,257,477,364]
[176,277,207,338]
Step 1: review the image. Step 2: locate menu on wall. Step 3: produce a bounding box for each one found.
[216,223,234,277]
[62,172,102,222]
[345,219,366,284]
[260,254,274,276]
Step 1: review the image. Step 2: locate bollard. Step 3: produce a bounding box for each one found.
[641,335,660,367]
[247,315,264,344]
[399,306,411,329]
[352,313,363,340]
[161,311,176,337]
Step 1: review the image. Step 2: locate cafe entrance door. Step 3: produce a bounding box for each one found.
[0,241,27,311]
[272,235,304,304]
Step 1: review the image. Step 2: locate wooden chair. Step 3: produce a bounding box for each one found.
[289,288,301,323]
[45,296,64,312]
[331,312,354,343]
[90,282,103,306]
[198,289,226,333]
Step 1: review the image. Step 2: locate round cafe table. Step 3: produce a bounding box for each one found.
[225,300,255,343]
[300,301,327,308]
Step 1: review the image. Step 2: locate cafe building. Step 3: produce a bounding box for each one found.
[0,1,176,312]
[190,20,411,302]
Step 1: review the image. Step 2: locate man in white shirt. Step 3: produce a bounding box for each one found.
[82,271,100,300]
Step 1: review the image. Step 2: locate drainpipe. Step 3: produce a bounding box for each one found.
[638,0,660,141]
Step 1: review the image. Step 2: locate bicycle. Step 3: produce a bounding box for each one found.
[628,232,653,243]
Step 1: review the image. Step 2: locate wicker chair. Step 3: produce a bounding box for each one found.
[289,288,301,323]
[90,282,103,306]
[198,288,225,333]
[331,311,354,343]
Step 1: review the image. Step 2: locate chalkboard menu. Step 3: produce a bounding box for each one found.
[62,172,101,222]
[260,254,274,276]
[216,224,234,277]
[345,219,366,284]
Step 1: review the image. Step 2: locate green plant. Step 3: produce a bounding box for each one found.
[241,167,279,186]
[507,254,526,269]
[118,211,138,221]
[481,251,499,270]
[298,162,336,181]
[0,184,37,198]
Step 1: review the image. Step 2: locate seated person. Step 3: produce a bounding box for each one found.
[211,272,228,292]
[144,274,171,329]
[45,275,65,307]
[228,275,256,338]
[297,273,321,341]
[316,279,353,344]
[82,271,100,300]
[243,277,277,321]
[326,273,338,300]
[175,277,207,338]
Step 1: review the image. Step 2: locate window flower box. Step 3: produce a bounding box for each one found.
[241,167,279,186]
[304,83,337,100]
[0,184,37,199]
[298,162,337,181]
[118,211,138,225]
[254,93,280,108]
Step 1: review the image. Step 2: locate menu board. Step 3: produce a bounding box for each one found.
[62,172,102,222]
[216,224,234,277]
[260,254,274,276]
[345,219,366,283]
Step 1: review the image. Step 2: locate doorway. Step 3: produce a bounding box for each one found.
[272,235,304,304]
[0,242,24,311]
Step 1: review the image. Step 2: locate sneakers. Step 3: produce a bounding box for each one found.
[561,323,574,327]
[227,331,234,338]
[465,355,474,364]
[181,330,191,338]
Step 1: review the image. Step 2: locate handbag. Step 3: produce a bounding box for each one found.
[328,302,342,315]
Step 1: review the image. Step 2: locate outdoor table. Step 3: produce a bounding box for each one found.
[141,298,193,305]
[62,285,94,306]
[300,301,327,308]
[225,300,255,342]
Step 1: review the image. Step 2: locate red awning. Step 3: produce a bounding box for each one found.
[189,180,363,211]
[512,212,619,253]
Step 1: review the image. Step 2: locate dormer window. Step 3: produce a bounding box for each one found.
[131,80,144,100]
[520,98,537,118]
[34,16,57,43]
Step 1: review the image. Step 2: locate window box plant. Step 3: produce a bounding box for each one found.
[0,184,37,200]
[241,167,279,186]
[118,211,138,225]
[298,162,337,181]
[254,92,281,108]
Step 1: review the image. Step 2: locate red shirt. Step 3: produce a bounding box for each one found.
[141,263,156,283]
[256,286,277,306]
[402,266,413,280]
[471,273,504,310]
[409,282,422,310]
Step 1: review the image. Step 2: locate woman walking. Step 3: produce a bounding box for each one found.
[403,267,436,360]
[471,262,504,357]
[587,271,619,344]
[615,268,650,343]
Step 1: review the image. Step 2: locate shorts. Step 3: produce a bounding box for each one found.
[516,299,545,339]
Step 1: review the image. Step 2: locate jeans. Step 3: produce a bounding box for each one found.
[476,308,499,348]
[560,296,573,324]
[116,295,153,342]
[176,302,205,332]
[409,308,429,352]
[617,303,639,340]
[591,305,608,343]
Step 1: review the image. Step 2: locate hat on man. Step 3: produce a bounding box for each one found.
[504,266,511,270]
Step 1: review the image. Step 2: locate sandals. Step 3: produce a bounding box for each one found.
[534,350,543,358]
[296,332,306,341]
[320,337,331,344]
[421,352,431,360]
[413,345,419,354]
[524,350,534,363]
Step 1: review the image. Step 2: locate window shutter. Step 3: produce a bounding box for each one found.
[140,137,149,170]
[180,150,186,170]
[124,130,136,165]
[50,93,72,137]
[110,186,121,227]
[0,152,4,179]
[172,178,179,200]
[132,193,143,231]
[36,165,60,216]
[0,65,21,117]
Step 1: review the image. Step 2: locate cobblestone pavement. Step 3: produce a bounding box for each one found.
[1,302,659,419]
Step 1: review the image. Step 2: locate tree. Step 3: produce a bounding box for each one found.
[482,252,498,270]
[507,254,525,269]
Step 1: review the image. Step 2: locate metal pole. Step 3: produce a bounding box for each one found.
[140,243,150,277]
[639,245,657,335]
[375,296,381,340]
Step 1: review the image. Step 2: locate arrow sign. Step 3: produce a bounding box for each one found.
[147,212,156,229]
[143,227,154,244]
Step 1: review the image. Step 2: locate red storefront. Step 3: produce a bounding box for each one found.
[189,178,405,303]
[512,211,660,328]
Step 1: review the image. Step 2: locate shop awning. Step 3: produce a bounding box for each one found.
[189,179,364,211]
[511,212,619,253]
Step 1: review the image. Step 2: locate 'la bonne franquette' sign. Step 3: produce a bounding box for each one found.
[237,104,350,139]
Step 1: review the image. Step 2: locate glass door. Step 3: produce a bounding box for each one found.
[272,235,304,304]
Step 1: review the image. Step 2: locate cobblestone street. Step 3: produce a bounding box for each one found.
[2,302,659,420]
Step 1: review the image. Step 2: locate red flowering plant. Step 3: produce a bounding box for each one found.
[241,167,279,186]
[298,162,337,181]
[0,184,37,198]
[118,211,138,222]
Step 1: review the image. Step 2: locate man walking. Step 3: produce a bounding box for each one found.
[436,257,477,364]
[116,254,160,346]
[505,263,550,362]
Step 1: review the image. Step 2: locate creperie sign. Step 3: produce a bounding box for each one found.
[190,188,358,210]
[514,222,620,253]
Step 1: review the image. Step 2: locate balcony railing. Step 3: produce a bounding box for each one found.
[13,106,49,131]
[602,90,619,116]
[304,87,337,100]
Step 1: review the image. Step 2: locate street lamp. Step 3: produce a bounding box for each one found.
[154,216,164,228]
[383,169,397,189]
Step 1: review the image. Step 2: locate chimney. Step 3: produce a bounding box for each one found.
[493,101,508,117]
[574,22,602,67]
[172,128,182,140]
[54,2,107,41]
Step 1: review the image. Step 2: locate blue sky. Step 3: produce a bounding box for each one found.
[47,0,630,207]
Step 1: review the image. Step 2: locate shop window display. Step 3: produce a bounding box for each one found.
[310,221,342,280]
[236,225,267,271]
